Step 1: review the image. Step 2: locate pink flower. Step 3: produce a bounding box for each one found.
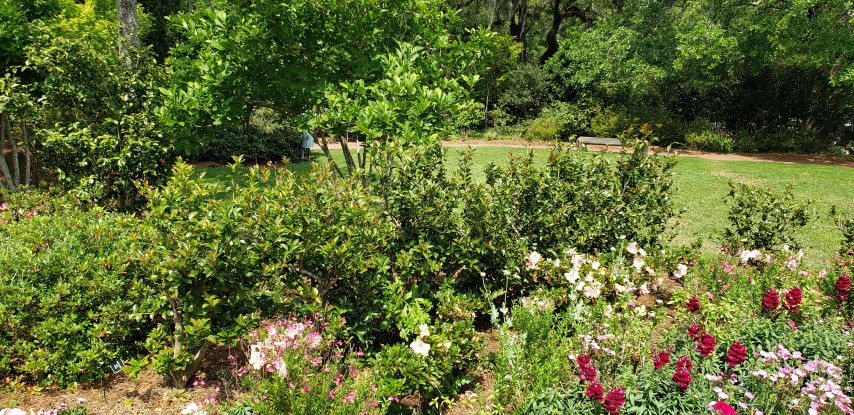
[762,289,780,313]
[688,322,703,340]
[726,342,747,367]
[525,251,542,270]
[627,242,639,255]
[835,275,851,303]
[783,287,802,313]
[343,393,356,404]
[712,401,738,415]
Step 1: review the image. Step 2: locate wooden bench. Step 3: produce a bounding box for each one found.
[575,136,623,148]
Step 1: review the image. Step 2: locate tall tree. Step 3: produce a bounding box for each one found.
[117,0,139,56]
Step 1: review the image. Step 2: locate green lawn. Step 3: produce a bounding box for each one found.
[196,146,854,264]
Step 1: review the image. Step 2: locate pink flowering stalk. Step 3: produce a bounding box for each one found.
[783,287,802,313]
[653,350,670,370]
[726,342,747,367]
[685,297,701,313]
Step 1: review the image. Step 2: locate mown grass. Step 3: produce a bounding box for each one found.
[195,146,854,264]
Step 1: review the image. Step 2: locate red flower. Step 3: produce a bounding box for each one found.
[687,322,703,340]
[783,287,802,312]
[725,342,747,367]
[685,297,701,313]
[602,387,626,415]
[675,356,693,371]
[585,380,604,402]
[712,401,738,415]
[653,350,670,370]
[835,275,851,303]
[695,333,717,358]
[672,368,692,390]
[761,288,779,313]
[579,364,597,382]
[576,354,597,382]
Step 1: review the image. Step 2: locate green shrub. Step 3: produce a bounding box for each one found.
[0,195,157,386]
[831,205,854,254]
[526,102,591,141]
[485,143,677,256]
[194,125,303,163]
[141,161,394,386]
[722,183,810,251]
[41,113,173,206]
[454,100,486,132]
[685,130,734,153]
[488,107,514,128]
[496,63,552,119]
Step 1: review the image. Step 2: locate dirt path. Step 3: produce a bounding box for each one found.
[311,139,854,168]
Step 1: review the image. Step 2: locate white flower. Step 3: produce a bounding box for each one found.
[583,283,601,299]
[275,358,287,377]
[181,402,206,415]
[1,409,27,415]
[410,338,431,356]
[673,263,688,279]
[525,251,542,270]
[638,248,647,257]
[627,242,639,255]
[591,260,600,270]
[248,345,263,370]
[614,283,627,293]
[439,341,452,350]
[419,324,430,338]
[632,257,645,272]
[565,269,579,284]
[639,283,650,295]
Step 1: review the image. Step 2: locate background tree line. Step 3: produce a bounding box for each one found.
[0,0,853,202]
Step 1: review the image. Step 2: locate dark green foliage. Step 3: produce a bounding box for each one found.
[0,196,157,386]
[496,63,551,120]
[722,183,810,251]
[485,142,677,255]
[373,143,676,291]
[192,126,302,163]
[27,11,172,204]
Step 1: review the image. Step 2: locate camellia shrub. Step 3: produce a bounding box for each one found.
[140,161,394,387]
[723,183,810,251]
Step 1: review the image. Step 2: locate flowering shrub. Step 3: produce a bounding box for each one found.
[236,316,383,415]
[723,182,810,251]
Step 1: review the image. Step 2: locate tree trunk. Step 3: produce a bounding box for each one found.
[540,0,563,65]
[509,0,529,62]
[117,0,140,57]
[0,113,16,190]
[21,121,30,186]
[8,115,19,186]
